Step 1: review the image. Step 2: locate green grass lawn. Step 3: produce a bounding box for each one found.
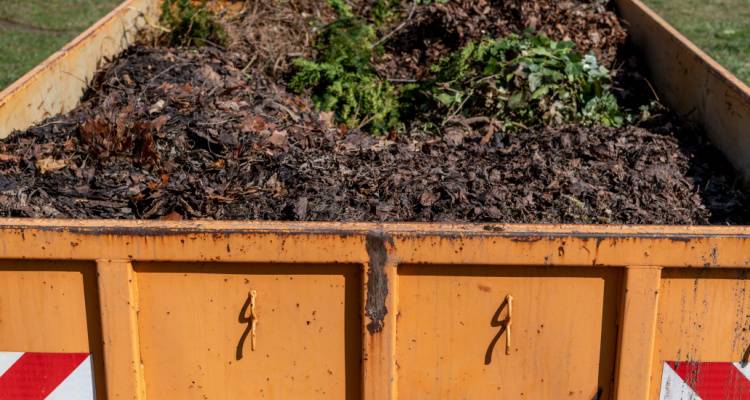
[643,0,750,84]
[0,0,122,89]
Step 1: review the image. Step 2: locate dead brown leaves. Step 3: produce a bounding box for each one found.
[79,103,159,166]
[35,157,67,173]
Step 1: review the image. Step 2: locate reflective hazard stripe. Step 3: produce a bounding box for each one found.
[660,362,701,400]
[0,352,93,399]
[660,361,750,400]
[46,356,94,400]
[0,353,24,377]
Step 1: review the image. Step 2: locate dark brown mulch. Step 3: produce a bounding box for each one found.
[1,45,748,224]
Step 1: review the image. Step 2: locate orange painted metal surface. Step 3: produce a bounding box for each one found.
[0,221,748,398]
[397,265,621,399]
[136,262,360,399]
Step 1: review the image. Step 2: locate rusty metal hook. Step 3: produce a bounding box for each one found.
[249,290,257,351]
[505,294,512,355]
[484,293,514,364]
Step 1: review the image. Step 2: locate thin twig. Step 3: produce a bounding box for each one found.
[61,71,87,85]
[356,114,377,131]
[479,122,496,145]
[196,118,239,127]
[463,116,491,125]
[444,116,470,130]
[442,89,474,127]
[371,0,418,48]
[130,7,171,33]
[196,38,226,50]
[508,121,529,130]
[34,121,78,129]
[445,115,491,129]
[241,55,258,74]
[643,77,661,102]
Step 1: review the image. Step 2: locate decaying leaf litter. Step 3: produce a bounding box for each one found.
[0,0,748,224]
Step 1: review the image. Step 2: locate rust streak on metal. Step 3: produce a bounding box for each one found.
[365,231,393,334]
[510,236,543,243]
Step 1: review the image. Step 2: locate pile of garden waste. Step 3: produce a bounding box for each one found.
[0,0,748,224]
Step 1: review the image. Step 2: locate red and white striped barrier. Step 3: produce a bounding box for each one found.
[661,361,750,399]
[0,352,94,399]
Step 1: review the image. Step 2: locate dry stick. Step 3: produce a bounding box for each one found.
[197,38,226,50]
[241,55,258,74]
[132,8,171,33]
[480,120,499,145]
[355,113,377,131]
[445,115,489,129]
[34,121,78,129]
[643,77,661,102]
[371,0,418,49]
[442,89,474,127]
[463,116,491,125]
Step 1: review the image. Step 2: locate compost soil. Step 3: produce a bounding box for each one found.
[0,0,748,224]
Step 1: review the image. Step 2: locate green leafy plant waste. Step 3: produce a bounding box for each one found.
[291,3,627,135]
[429,34,626,128]
[160,0,226,47]
[289,11,402,134]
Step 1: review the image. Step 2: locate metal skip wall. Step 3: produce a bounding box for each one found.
[2,221,750,398]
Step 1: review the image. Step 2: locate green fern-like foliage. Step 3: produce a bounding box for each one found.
[371,0,400,26]
[327,0,354,18]
[160,0,226,47]
[291,60,400,132]
[290,13,402,134]
[317,18,376,69]
[430,34,625,128]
